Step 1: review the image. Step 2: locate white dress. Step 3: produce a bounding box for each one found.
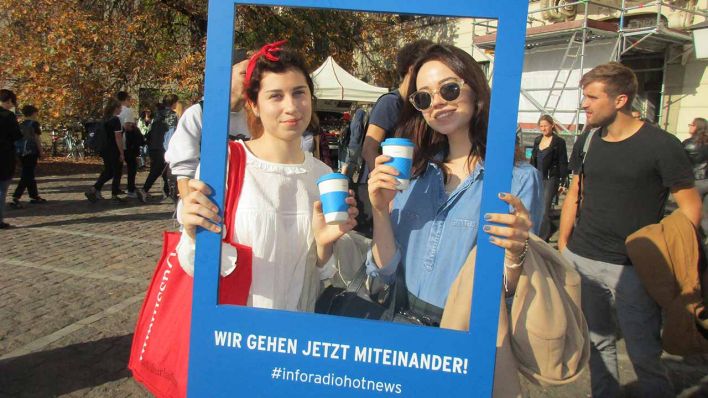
[176,140,335,310]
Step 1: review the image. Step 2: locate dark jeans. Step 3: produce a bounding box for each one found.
[143,149,168,195]
[696,179,708,239]
[13,155,39,199]
[166,167,179,201]
[539,176,559,241]
[0,179,10,223]
[94,152,123,195]
[563,248,673,398]
[125,149,139,193]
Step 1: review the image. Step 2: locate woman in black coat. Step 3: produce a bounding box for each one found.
[683,117,708,237]
[529,115,568,241]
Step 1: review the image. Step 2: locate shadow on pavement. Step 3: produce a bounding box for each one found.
[21,210,176,229]
[5,199,173,220]
[35,176,96,183]
[0,334,133,397]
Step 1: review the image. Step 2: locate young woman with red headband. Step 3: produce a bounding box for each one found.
[176,41,358,310]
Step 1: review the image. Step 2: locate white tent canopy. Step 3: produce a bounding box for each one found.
[311,56,387,103]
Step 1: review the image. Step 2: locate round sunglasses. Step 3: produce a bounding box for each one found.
[408,79,465,111]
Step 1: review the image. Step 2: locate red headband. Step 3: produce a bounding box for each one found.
[244,39,288,90]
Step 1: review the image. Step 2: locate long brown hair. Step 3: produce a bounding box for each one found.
[693,117,708,146]
[395,44,490,182]
[538,114,559,135]
[103,98,121,120]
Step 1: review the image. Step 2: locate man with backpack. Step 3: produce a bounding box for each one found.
[10,105,46,207]
[135,95,179,202]
[559,62,702,398]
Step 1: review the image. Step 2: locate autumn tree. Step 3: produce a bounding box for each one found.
[0,1,450,125]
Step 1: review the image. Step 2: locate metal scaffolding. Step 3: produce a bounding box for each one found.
[470,0,707,135]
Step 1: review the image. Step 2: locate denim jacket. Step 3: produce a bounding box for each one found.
[366,161,543,309]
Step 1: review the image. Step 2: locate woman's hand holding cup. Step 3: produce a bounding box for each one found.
[313,173,359,247]
[368,155,400,213]
[369,138,415,213]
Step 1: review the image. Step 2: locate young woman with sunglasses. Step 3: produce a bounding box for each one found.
[367,44,543,324]
[177,42,358,310]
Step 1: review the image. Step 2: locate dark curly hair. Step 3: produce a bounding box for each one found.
[396,40,434,80]
[693,117,707,146]
[0,89,17,106]
[21,105,38,117]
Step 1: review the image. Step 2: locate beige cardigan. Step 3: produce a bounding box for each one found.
[300,233,589,397]
[440,234,590,397]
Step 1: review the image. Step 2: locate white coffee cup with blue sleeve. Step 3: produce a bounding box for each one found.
[381,138,415,190]
[316,173,350,224]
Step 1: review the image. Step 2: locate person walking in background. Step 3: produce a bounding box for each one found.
[135,96,177,202]
[174,100,188,119]
[529,114,568,241]
[559,62,701,398]
[116,91,143,199]
[137,108,153,136]
[0,89,22,229]
[156,94,180,143]
[137,108,153,169]
[156,94,180,202]
[683,117,708,242]
[11,105,46,207]
[85,99,126,203]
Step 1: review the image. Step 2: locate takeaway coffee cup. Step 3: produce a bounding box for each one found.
[381,138,415,190]
[316,173,350,224]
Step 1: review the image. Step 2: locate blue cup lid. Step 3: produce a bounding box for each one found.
[381,138,414,147]
[317,173,348,184]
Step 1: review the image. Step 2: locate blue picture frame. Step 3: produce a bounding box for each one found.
[189,1,528,396]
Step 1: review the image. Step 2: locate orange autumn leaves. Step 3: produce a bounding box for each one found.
[0,1,421,124]
[1,0,199,122]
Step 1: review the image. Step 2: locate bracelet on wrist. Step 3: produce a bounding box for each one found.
[504,239,528,269]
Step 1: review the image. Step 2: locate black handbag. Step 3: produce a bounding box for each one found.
[315,265,401,321]
[314,264,439,326]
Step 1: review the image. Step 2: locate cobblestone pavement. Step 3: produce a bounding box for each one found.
[1,171,172,398]
[0,171,706,397]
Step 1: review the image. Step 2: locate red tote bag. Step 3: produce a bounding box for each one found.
[129,141,252,398]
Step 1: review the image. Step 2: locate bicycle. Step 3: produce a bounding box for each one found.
[63,130,85,160]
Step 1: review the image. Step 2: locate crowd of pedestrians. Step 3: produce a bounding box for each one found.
[1,37,707,398]
[0,89,48,229]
